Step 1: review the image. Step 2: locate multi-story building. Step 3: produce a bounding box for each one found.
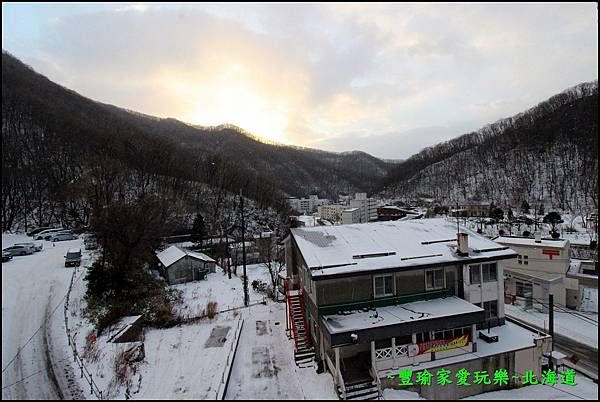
[284,219,550,399]
[450,201,492,218]
[495,234,579,309]
[288,195,329,214]
[318,204,348,222]
[350,193,380,223]
[341,207,361,225]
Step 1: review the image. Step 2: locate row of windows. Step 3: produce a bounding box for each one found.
[469,263,497,284]
[373,267,447,298]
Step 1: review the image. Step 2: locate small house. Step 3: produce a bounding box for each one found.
[156,245,216,285]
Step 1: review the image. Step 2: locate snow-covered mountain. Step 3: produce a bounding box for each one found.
[382,80,598,213]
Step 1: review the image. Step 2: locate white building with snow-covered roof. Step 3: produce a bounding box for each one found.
[155,245,216,285]
[283,218,551,399]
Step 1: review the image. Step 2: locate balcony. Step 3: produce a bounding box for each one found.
[317,288,455,316]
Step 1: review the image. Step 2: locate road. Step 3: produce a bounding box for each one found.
[506,314,598,381]
[2,234,85,399]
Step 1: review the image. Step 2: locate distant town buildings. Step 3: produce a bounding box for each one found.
[290,193,381,225]
[349,192,379,222]
[287,195,329,214]
[341,207,361,224]
[450,201,492,217]
[317,204,347,222]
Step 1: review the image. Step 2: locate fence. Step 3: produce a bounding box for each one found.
[215,316,245,399]
[63,266,105,400]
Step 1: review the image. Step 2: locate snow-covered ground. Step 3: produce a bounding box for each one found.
[504,303,598,349]
[382,373,598,400]
[2,232,87,399]
[225,303,337,400]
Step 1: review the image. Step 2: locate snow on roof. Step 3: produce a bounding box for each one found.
[505,267,563,283]
[322,296,483,335]
[156,245,215,267]
[290,218,516,277]
[379,321,550,379]
[494,236,569,249]
[343,208,360,212]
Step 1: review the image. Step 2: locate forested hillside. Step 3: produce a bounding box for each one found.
[1,52,390,232]
[382,81,598,215]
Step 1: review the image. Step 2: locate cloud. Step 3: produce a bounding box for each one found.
[4,2,597,158]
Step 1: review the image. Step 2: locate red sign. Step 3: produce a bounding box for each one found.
[417,335,469,355]
[542,249,560,260]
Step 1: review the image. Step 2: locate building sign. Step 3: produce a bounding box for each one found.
[417,335,469,355]
[542,249,560,260]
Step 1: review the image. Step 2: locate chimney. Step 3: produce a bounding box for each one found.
[457,232,469,256]
[534,231,542,243]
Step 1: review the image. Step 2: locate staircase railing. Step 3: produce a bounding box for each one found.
[286,289,300,351]
[299,292,312,349]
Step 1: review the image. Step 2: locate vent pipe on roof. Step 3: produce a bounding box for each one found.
[534,231,542,243]
[457,232,469,256]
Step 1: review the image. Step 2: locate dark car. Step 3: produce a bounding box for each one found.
[65,248,82,267]
[2,251,13,262]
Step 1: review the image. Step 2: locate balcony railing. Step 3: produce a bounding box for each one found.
[318,288,455,316]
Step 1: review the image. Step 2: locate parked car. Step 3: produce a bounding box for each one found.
[26,226,54,237]
[2,251,13,262]
[51,232,78,242]
[34,228,66,240]
[2,245,34,256]
[64,248,82,267]
[15,242,43,252]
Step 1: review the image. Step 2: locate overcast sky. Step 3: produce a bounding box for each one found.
[2,2,598,159]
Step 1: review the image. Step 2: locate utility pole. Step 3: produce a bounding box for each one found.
[549,293,554,369]
[240,189,249,307]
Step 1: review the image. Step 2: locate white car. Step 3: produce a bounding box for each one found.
[50,232,78,242]
[2,245,34,256]
[34,228,66,240]
[15,242,43,252]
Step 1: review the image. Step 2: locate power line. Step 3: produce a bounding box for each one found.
[1,357,71,390]
[1,269,86,374]
[505,293,598,326]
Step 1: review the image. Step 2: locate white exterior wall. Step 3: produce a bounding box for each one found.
[497,242,570,276]
[342,208,361,224]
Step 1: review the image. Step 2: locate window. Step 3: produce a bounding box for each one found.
[425,268,445,290]
[469,264,481,284]
[416,332,431,343]
[375,338,392,348]
[523,255,529,266]
[395,335,412,345]
[482,263,497,282]
[374,274,394,297]
[483,300,498,320]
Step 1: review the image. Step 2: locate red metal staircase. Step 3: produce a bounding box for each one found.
[285,278,315,367]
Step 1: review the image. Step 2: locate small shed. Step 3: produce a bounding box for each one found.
[156,245,216,285]
[107,315,144,343]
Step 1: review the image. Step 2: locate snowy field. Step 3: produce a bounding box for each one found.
[505,303,598,349]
